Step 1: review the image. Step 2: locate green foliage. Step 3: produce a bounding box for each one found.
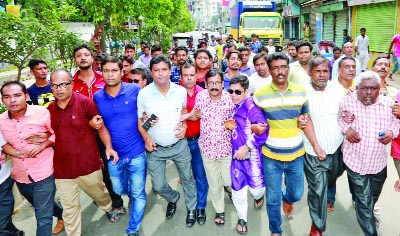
[49,31,85,70]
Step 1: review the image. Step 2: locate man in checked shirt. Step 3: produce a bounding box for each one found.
[339,71,400,236]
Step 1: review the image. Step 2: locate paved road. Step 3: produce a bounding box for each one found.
[7,74,400,236]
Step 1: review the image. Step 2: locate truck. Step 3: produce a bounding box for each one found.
[230,0,283,46]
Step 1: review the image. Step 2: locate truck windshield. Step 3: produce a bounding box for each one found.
[243,16,280,29]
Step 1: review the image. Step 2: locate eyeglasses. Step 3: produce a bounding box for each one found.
[133,79,140,83]
[50,82,71,89]
[207,81,222,87]
[102,69,120,74]
[228,89,244,95]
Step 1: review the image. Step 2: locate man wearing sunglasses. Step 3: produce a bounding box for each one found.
[228,75,268,235]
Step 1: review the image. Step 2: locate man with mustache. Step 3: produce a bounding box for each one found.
[371,57,397,99]
[223,51,243,90]
[338,71,400,236]
[182,69,234,227]
[170,46,189,85]
[253,53,325,236]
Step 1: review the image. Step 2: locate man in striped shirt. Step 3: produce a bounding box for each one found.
[253,53,326,236]
[339,71,400,236]
[302,57,345,236]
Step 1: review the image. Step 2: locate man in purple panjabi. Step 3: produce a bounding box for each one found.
[227,74,269,235]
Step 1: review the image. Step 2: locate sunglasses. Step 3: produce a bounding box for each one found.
[228,89,244,95]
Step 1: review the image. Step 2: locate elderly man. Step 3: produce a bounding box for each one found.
[339,71,400,236]
[371,57,397,99]
[302,57,345,236]
[331,42,361,80]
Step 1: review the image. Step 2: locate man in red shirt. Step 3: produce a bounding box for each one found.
[72,45,105,99]
[73,44,126,215]
[48,69,120,235]
[180,64,208,226]
[0,81,56,236]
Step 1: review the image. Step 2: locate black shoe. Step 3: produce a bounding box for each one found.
[166,192,180,219]
[127,232,139,236]
[186,210,196,227]
[196,209,206,225]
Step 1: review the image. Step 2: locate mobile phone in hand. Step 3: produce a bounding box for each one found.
[142,114,158,131]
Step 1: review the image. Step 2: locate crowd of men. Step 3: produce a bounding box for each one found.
[0,30,400,236]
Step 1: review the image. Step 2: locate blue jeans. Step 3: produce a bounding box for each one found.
[188,139,208,209]
[108,152,146,234]
[263,155,304,235]
[0,176,20,236]
[16,175,55,236]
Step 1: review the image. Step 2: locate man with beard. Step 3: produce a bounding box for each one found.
[223,51,243,90]
[339,71,400,236]
[288,41,312,86]
[72,44,105,99]
[302,57,345,236]
[331,42,361,80]
[72,44,126,216]
[194,49,213,88]
[253,53,325,236]
[27,59,55,107]
[170,46,189,84]
[249,53,271,95]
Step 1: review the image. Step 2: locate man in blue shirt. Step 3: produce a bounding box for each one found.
[170,46,189,84]
[94,56,146,236]
[27,59,55,106]
[250,33,262,53]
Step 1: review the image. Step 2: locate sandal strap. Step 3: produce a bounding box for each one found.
[237,219,246,226]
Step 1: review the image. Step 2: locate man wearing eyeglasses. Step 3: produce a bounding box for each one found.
[181,68,234,227]
[48,69,120,235]
[253,53,325,236]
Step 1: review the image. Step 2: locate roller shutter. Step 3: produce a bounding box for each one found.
[323,12,334,41]
[334,9,349,47]
[355,1,396,52]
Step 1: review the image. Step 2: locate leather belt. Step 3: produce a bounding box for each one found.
[186,134,200,142]
[156,140,180,149]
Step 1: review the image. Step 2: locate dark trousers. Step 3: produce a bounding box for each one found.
[0,176,20,236]
[304,147,343,232]
[97,135,124,208]
[346,166,387,236]
[16,175,55,236]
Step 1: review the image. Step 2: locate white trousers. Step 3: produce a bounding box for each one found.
[232,185,265,221]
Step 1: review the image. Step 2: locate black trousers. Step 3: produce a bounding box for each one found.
[304,147,344,232]
[346,166,386,236]
[96,135,124,208]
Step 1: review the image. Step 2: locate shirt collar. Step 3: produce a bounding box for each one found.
[270,81,293,92]
[102,82,126,99]
[8,104,33,120]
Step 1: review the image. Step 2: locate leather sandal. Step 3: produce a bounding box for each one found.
[236,219,247,235]
[106,210,120,223]
[214,212,225,226]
